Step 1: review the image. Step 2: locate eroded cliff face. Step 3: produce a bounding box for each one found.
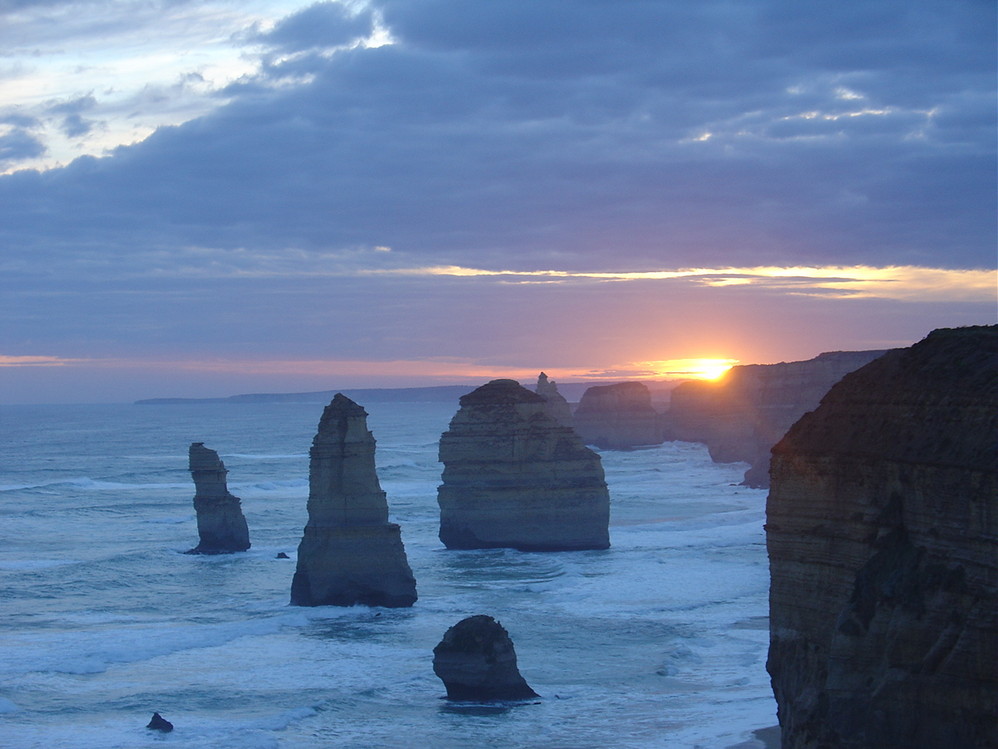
[665,350,886,487]
[291,394,417,607]
[572,381,663,449]
[438,379,610,551]
[186,443,250,554]
[766,326,998,749]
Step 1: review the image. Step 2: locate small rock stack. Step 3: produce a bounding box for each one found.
[433,615,539,701]
[186,443,250,554]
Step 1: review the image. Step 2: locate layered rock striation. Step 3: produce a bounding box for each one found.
[437,379,610,551]
[186,442,250,554]
[291,394,417,608]
[766,326,998,749]
[433,615,539,701]
[572,381,662,449]
[665,349,886,487]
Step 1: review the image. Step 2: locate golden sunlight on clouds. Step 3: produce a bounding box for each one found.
[365,264,996,302]
[0,355,86,367]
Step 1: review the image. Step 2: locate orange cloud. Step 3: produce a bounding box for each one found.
[361,264,996,302]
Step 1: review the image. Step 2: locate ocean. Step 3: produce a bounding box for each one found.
[0,400,776,748]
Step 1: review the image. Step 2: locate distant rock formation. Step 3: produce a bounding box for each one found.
[433,615,539,701]
[290,394,417,608]
[437,379,610,551]
[186,443,250,554]
[534,372,573,427]
[572,381,662,449]
[146,712,173,732]
[664,349,886,487]
[766,326,998,749]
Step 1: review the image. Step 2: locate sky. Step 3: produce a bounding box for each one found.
[0,0,995,404]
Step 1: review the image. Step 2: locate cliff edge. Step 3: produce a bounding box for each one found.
[665,349,886,487]
[766,325,998,748]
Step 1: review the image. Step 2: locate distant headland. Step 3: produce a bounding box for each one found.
[135,382,610,405]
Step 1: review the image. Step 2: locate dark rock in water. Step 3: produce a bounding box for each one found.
[572,381,662,449]
[146,712,173,732]
[437,379,610,551]
[433,615,539,701]
[290,394,417,608]
[534,372,573,427]
[664,349,885,487]
[276,552,289,559]
[186,443,250,554]
[766,325,998,749]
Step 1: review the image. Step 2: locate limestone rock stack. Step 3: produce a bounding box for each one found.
[766,326,998,749]
[437,379,610,551]
[665,349,886,487]
[290,394,417,608]
[186,443,250,554]
[534,372,573,427]
[433,615,539,701]
[572,381,662,449]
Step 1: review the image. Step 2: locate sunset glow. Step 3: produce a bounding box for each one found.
[635,358,739,381]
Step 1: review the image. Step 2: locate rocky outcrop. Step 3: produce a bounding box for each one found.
[146,712,173,732]
[572,381,662,449]
[290,394,417,608]
[766,326,998,749]
[437,379,610,551]
[186,443,250,554]
[665,349,886,487]
[433,615,539,701]
[534,372,573,427]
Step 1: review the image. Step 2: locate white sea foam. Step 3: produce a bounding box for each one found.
[0,402,778,748]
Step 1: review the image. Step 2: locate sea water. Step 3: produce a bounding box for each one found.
[0,401,777,748]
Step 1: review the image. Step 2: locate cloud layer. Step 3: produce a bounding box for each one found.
[0,0,994,402]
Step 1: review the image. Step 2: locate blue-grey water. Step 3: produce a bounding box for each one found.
[0,401,776,748]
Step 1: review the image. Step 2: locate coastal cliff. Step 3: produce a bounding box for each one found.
[572,381,663,449]
[291,394,417,607]
[665,349,885,487]
[766,326,998,748]
[437,379,610,551]
[186,443,250,554]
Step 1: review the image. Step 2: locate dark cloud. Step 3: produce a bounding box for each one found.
[0,128,45,166]
[251,1,375,53]
[0,0,994,281]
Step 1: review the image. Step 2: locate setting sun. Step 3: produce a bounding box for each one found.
[637,358,739,381]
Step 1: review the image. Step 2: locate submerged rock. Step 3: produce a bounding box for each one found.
[437,379,610,551]
[766,326,998,749]
[433,615,539,701]
[572,382,662,449]
[534,372,573,427]
[291,394,417,608]
[146,712,173,732]
[186,443,250,554]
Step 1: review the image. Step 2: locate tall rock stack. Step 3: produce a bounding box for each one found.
[438,379,610,551]
[186,443,250,554]
[290,394,417,608]
[572,381,662,449]
[766,326,998,749]
[534,372,573,427]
